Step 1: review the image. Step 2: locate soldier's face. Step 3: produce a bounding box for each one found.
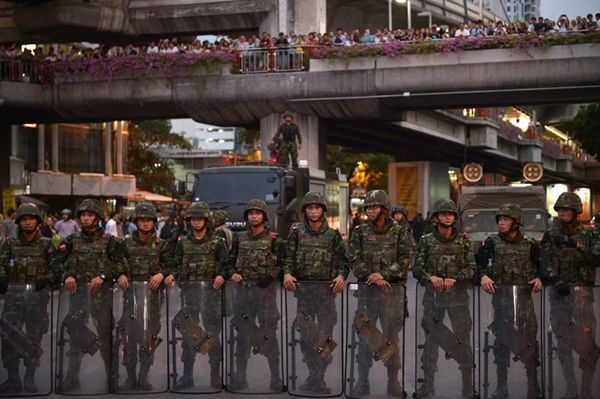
[79,211,98,230]
[190,217,206,231]
[393,212,404,223]
[247,210,265,227]
[436,212,455,226]
[557,208,576,223]
[19,215,39,233]
[284,116,292,124]
[136,217,156,233]
[365,206,383,222]
[305,204,324,222]
[497,215,514,233]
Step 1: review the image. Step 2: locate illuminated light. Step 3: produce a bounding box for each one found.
[22,123,37,128]
[547,184,569,217]
[509,182,532,187]
[544,125,569,141]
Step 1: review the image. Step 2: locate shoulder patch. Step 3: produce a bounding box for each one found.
[271,233,278,239]
[40,236,47,241]
[156,238,161,244]
[102,232,107,238]
[178,236,182,241]
[59,243,66,250]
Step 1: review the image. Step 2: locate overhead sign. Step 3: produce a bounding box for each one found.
[523,163,543,182]
[463,163,483,183]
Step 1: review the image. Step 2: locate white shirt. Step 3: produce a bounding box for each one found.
[105,218,118,237]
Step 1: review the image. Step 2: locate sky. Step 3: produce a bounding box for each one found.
[540,0,598,19]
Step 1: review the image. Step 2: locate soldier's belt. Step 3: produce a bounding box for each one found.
[293,311,336,358]
[173,310,216,354]
[352,313,397,364]
[0,317,43,359]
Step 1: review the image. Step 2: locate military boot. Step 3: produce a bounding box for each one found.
[526,367,542,399]
[352,364,370,396]
[176,362,194,389]
[0,363,22,394]
[461,367,473,397]
[138,363,153,391]
[23,367,38,393]
[229,357,248,390]
[491,366,508,399]
[387,366,403,396]
[61,357,81,392]
[210,362,222,389]
[580,367,595,399]
[268,355,282,391]
[312,365,331,395]
[561,366,579,399]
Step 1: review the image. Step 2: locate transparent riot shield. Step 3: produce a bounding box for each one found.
[225,281,283,393]
[0,284,52,396]
[55,283,112,395]
[285,281,343,397]
[545,285,600,399]
[415,282,475,399]
[112,281,167,393]
[345,282,406,398]
[167,280,224,393]
[478,285,542,399]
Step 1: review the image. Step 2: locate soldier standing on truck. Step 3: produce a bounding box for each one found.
[477,203,543,399]
[412,199,476,398]
[541,192,600,399]
[273,111,302,169]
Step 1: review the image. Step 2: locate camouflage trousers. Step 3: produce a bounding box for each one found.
[278,142,299,169]
[1,288,49,369]
[179,284,222,367]
[491,286,539,371]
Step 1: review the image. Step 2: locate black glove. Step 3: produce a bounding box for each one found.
[553,279,570,296]
[256,275,274,288]
[0,277,7,295]
[35,276,52,292]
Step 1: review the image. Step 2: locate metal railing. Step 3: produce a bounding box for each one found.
[238,46,311,74]
[0,57,47,83]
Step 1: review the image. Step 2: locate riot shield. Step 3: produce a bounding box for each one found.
[415,282,475,399]
[345,282,406,398]
[545,285,600,399]
[285,281,343,397]
[167,280,224,393]
[112,281,167,393]
[478,285,542,399]
[225,281,283,393]
[55,282,112,395]
[0,284,52,396]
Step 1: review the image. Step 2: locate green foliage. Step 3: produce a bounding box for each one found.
[128,120,192,195]
[572,104,600,159]
[326,145,393,191]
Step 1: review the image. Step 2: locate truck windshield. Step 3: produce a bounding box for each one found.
[462,210,547,233]
[194,172,281,204]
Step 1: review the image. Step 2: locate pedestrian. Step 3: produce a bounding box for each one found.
[54,209,80,238]
[104,211,119,237]
[273,111,302,169]
[2,208,17,240]
[283,192,348,394]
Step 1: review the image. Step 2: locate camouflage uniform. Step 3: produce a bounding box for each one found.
[541,192,600,399]
[213,210,233,250]
[477,204,542,398]
[412,199,476,397]
[349,190,411,395]
[174,202,227,389]
[226,199,284,390]
[273,111,302,169]
[392,204,416,268]
[54,199,122,392]
[0,204,61,394]
[118,202,174,391]
[284,192,349,393]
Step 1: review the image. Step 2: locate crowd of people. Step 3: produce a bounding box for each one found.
[0,12,598,64]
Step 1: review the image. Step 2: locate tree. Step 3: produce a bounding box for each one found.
[572,103,600,159]
[326,145,393,192]
[128,120,192,195]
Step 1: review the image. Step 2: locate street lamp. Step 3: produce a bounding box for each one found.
[389,0,411,31]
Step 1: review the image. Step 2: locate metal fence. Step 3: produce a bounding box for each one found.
[238,46,310,73]
[0,57,48,83]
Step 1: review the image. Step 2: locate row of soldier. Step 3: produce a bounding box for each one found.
[0,189,597,398]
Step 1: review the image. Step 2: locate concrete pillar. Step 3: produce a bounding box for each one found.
[51,124,59,172]
[116,121,123,174]
[104,122,112,176]
[261,0,327,36]
[260,112,324,170]
[11,125,19,158]
[37,124,45,171]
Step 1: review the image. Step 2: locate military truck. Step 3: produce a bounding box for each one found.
[460,185,548,249]
[191,165,349,238]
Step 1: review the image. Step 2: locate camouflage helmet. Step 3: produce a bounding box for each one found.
[391,204,407,217]
[15,203,42,224]
[283,110,293,119]
[243,199,269,221]
[431,199,458,218]
[213,209,229,225]
[363,190,390,211]
[554,192,583,214]
[186,202,212,222]
[133,201,157,223]
[76,199,104,220]
[496,203,523,226]
[301,191,327,212]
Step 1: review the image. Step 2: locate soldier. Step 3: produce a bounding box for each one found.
[0,203,61,394]
[413,199,476,398]
[283,191,349,394]
[227,199,284,391]
[349,190,411,396]
[116,201,174,391]
[541,192,600,399]
[477,204,543,399]
[56,199,123,392]
[168,202,227,389]
[213,209,233,251]
[273,111,302,169]
[391,204,416,268]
